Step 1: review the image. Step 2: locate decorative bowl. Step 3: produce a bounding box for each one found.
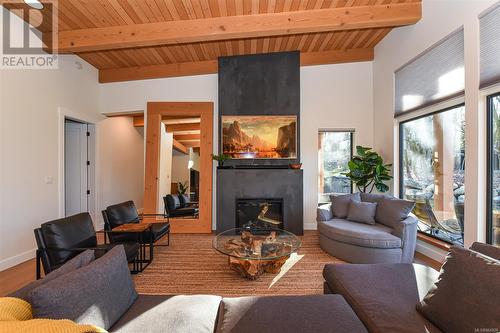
[289,163,302,169]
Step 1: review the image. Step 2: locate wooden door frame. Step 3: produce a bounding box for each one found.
[144,102,213,233]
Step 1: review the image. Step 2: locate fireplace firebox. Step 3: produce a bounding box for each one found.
[236,198,284,229]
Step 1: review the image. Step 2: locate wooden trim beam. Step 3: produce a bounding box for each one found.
[58,3,421,53]
[99,60,218,83]
[165,123,201,133]
[174,134,200,141]
[182,141,201,148]
[99,48,374,83]
[133,115,144,127]
[172,139,189,154]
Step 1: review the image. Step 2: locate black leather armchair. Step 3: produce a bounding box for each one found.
[102,201,170,246]
[34,212,140,279]
[163,194,199,218]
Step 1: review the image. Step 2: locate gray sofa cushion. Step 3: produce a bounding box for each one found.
[110,295,222,333]
[470,241,500,260]
[417,246,500,333]
[360,192,389,203]
[29,245,137,330]
[375,197,415,228]
[216,295,368,333]
[9,249,94,301]
[323,263,442,333]
[317,203,333,222]
[347,200,377,225]
[330,192,360,218]
[318,219,401,249]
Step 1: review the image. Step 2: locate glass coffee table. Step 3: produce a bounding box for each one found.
[213,226,301,280]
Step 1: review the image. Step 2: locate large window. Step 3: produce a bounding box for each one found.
[487,93,500,247]
[318,131,353,203]
[399,105,465,245]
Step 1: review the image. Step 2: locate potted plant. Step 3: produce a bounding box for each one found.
[212,153,231,167]
[178,181,189,196]
[344,146,393,193]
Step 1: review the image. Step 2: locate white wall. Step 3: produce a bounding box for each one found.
[0,22,100,270]
[171,152,190,189]
[99,62,375,231]
[373,0,498,257]
[158,124,173,212]
[99,116,145,215]
[0,7,147,270]
[301,62,374,229]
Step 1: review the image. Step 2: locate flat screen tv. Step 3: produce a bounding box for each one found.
[221,115,297,159]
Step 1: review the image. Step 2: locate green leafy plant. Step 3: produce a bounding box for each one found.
[178,181,188,195]
[211,153,231,166]
[344,146,393,193]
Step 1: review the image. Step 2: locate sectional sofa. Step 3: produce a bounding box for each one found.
[8,242,499,333]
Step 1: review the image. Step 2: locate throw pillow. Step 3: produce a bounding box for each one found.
[360,192,388,203]
[9,250,94,302]
[178,194,190,208]
[416,246,500,333]
[346,200,377,225]
[0,297,32,321]
[29,245,137,330]
[0,320,105,333]
[375,197,415,228]
[470,242,500,260]
[330,192,361,218]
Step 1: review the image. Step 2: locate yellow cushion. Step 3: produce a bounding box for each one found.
[0,297,32,321]
[0,319,107,333]
[0,297,106,332]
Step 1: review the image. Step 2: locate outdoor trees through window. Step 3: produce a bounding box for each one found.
[318,131,353,204]
[488,94,500,247]
[400,105,465,245]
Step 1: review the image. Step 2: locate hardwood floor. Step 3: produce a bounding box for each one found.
[0,231,441,297]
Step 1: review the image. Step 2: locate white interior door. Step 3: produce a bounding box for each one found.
[65,120,88,216]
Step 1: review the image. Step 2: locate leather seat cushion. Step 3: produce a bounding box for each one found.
[318,219,401,249]
[106,201,141,228]
[171,207,198,216]
[41,213,98,266]
[93,243,138,263]
[150,223,170,241]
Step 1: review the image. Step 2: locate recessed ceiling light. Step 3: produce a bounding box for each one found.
[24,0,44,10]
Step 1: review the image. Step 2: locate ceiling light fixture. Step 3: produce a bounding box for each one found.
[24,0,44,10]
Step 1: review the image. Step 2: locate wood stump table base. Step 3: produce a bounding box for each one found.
[229,255,289,280]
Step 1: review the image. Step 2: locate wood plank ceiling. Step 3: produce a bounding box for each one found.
[4,0,421,83]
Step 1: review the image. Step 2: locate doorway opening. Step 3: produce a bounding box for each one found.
[144,102,213,233]
[64,119,95,217]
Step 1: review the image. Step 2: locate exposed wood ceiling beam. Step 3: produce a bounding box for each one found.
[165,123,201,133]
[99,48,373,83]
[174,134,201,141]
[172,139,189,155]
[104,111,144,117]
[56,3,421,53]
[182,141,201,148]
[133,116,144,127]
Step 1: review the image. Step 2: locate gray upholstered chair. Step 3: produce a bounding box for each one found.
[317,194,418,264]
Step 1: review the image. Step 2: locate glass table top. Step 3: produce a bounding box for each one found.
[213,226,301,260]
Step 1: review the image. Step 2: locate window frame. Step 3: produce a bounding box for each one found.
[398,102,466,245]
[318,130,355,203]
[486,92,500,245]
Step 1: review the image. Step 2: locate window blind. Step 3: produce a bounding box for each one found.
[394,29,464,117]
[480,3,500,89]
